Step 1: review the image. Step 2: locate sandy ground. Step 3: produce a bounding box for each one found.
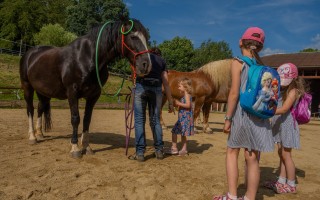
[0,108,319,200]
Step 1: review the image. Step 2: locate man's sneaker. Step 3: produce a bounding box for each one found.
[136,154,145,162]
[155,151,164,160]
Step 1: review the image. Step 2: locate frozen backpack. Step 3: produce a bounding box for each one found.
[239,56,281,119]
[291,92,312,125]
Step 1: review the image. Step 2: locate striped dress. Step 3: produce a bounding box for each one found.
[271,97,300,149]
[227,59,274,152]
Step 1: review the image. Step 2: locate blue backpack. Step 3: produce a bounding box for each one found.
[239,56,281,119]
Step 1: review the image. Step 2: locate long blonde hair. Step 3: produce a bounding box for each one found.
[180,78,193,95]
[282,77,310,102]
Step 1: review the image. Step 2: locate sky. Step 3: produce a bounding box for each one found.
[125,0,320,56]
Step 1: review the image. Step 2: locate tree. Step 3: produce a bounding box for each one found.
[0,0,74,47]
[158,36,194,71]
[190,39,233,69]
[34,24,77,47]
[0,0,47,46]
[66,0,129,36]
[300,48,319,52]
[46,0,74,28]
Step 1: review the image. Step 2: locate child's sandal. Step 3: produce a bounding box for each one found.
[212,194,232,200]
[165,147,178,155]
[178,150,188,156]
[273,181,287,194]
[282,184,297,194]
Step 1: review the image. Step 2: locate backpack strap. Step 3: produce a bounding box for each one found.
[238,56,257,66]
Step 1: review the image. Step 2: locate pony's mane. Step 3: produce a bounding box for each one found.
[196,59,233,90]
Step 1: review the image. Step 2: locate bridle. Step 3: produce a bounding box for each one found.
[121,20,150,82]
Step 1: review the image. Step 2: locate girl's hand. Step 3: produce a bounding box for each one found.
[173,99,179,107]
[223,120,231,134]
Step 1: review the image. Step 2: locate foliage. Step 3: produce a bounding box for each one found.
[46,0,74,28]
[300,48,319,52]
[66,0,129,36]
[109,58,132,75]
[34,24,77,47]
[158,36,194,71]
[190,39,233,69]
[0,0,73,46]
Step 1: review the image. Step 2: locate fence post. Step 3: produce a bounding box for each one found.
[19,39,22,57]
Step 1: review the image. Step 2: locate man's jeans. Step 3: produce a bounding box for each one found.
[134,83,163,155]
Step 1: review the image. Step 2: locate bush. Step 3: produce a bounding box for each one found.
[34,24,77,47]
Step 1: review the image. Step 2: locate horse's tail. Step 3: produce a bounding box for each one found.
[43,101,52,131]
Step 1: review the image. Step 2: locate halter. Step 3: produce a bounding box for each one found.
[121,29,150,83]
[95,20,150,88]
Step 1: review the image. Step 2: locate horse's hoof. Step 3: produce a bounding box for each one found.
[36,134,44,140]
[28,139,37,145]
[70,151,82,159]
[85,148,95,155]
[82,147,94,155]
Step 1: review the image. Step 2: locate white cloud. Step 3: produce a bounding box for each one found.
[206,21,216,25]
[261,48,286,56]
[306,33,320,49]
[252,0,313,8]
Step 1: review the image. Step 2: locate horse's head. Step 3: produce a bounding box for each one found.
[120,19,152,77]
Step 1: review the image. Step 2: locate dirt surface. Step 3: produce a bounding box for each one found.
[0,109,319,200]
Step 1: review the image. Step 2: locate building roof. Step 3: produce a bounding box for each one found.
[261,52,320,68]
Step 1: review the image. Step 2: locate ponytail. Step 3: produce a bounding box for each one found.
[242,39,264,65]
[251,49,264,65]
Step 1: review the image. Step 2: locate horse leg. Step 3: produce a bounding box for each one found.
[67,94,82,158]
[193,97,205,133]
[35,93,52,140]
[202,102,213,134]
[81,94,100,155]
[21,82,37,144]
[160,94,167,129]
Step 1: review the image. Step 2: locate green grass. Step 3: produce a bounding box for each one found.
[0,54,134,103]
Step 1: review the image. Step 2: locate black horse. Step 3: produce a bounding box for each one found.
[19,19,152,158]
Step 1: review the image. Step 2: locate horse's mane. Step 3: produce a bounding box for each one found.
[195,59,233,90]
[83,19,149,54]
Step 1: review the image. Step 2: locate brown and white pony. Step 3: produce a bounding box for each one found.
[161,59,232,133]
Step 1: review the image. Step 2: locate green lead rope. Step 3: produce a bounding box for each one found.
[95,21,125,97]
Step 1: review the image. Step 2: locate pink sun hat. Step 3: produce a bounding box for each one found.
[277,63,298,86]
[241,27,265,44]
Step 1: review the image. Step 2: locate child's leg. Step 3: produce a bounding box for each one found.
[244,151,260,187]
[244,149,260,200]
[180,135,187,151]
[226,147,240,197]
[281,147,295,185]
[277,144,287,183]
[171,133,178,150]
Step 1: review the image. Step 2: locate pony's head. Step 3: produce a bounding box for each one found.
[120,19,151,77]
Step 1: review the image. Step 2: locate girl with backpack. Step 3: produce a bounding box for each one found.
[264,63,309,194]
[213,27,275,200]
